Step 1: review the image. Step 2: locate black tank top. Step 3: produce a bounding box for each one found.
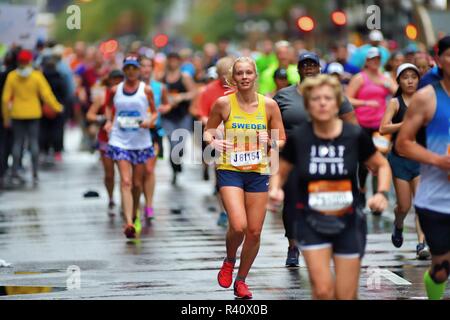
[392,95,426,155]
[163,73,190,121]
[392,95,407,156]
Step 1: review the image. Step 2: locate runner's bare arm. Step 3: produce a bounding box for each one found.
[365,151,391,212]
[204,96,230,144]
[103,85,117,132]
[379,98,401,135]
[269,158,293,204]
[395,86,450,169]
[365,151,392,193]
[86,91,104,123]
[158,85,172,114]
[266,98,286,149]
[180,73,198,101]
[142,85,158,128]
[345,74,366,107]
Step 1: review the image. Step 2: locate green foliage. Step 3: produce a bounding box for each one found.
[53,0,173,44]
[183,0,330,46]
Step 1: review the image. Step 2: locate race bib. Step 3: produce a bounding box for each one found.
[308,180,353,216]
[117,110,142,131]
[230,150,261,168]
[372,132,391,154]
[229,139,263,171]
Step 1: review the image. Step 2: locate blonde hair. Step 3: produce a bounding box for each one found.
[216,56,235,78]
[300,74,344,109]
[225,56,258,87]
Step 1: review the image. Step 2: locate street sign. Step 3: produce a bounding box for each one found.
[0,4,39,50]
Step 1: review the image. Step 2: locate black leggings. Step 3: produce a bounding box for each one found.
[39,114,65,153]
[0,125,13,178]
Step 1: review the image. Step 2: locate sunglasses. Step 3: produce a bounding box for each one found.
[300,61,319,69]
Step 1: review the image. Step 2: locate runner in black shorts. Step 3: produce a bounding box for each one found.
[379,63,429,259]
[270,75,391,299]
[273,51,357,267]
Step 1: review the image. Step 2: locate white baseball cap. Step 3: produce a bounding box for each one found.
[207,66,218,79]
[396,63,420,80]
[327,62,344,75]
[366,47,381,60]
[369,30,384,42]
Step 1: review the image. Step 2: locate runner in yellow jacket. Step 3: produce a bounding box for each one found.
[2,50,62,185]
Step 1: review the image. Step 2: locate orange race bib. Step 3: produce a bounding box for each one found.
[308,180,353,216]
[372,132,392,154]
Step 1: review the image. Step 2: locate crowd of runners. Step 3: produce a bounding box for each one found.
[0,30,449,300]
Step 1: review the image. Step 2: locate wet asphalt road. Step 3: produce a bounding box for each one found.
[0,127,448,300]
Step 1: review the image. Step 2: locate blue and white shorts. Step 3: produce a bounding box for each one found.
[106,145,155,165]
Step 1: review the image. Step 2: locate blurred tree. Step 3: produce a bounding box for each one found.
[183,0,329,48]
[52,0,173,44]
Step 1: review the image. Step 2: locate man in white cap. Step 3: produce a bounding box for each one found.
[326,62,346,86]
[350,30,391,69]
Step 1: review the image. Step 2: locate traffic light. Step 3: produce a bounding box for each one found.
[153,34,169,48]
[405,24,418,41]
[297,16,315,32]
[99,40,118,55]
[331,10,347,26]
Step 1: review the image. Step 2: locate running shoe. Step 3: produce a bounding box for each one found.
[144,207,154,219]
[108,201,116,216]
[217,212,228,228]
[54,152,62,162]
[416,243,431,260]
[134,214,142,235]
[217,260,235,288]
[285,246,300,267]
[391,225,404,248]
[124,224,136,239]
[234,280,252,299]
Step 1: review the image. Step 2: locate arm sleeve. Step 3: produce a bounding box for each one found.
[280,132,298,165]
[338,96,354,115]
[38,72,63,113]
[358,128,377,162]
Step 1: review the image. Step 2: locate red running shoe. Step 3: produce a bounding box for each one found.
[234,280,252,299]
[217,261,235,288]
[124,224,136,239]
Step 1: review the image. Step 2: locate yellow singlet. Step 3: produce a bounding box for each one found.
[216,93,269,174]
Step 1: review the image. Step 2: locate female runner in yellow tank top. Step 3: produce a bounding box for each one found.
[204,57,286,299]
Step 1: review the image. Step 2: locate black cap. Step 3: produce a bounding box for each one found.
[274,68,288,79]
[298,52,320,65]
[438,35,450,56]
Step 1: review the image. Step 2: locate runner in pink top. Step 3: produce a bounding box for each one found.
[346,47,397,214]
[347,47,397,129]
[354,71,391,129]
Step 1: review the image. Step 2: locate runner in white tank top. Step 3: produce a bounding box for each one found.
[104,56,157,239]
